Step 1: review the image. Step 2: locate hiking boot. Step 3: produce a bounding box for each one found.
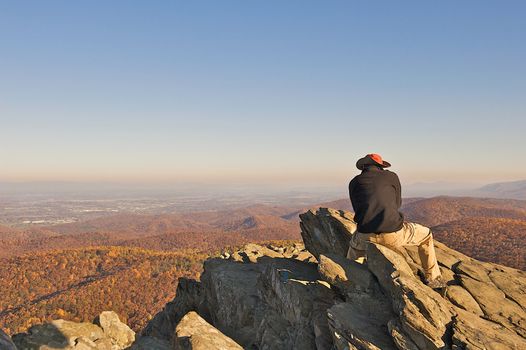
[425,277,447,289]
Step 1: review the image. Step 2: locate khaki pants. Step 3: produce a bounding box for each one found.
[347,222,441,281]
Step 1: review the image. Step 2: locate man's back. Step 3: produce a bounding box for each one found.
[348,154,445,287]
[349,166,404,233]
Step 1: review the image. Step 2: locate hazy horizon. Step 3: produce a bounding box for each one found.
[1,1,525,185]
[0,178,521,199]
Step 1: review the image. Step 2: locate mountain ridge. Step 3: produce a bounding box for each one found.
[474,179,526,200]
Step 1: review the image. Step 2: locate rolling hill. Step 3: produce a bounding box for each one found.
[401,196,526,227]
[0,204,301,259]
[432,217,525,270]
[44,204,299,236]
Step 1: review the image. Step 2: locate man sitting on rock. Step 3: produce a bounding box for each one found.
[347,153,446,289]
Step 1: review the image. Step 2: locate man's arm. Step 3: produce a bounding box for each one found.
[393,173,402,208]
[348,179,356,211]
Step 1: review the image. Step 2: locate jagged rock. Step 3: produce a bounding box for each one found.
[199,258,264,346]
[317,254,379,295]
[445,285,484,315]
[455,260,493,283]
[256,259,335,349]
[200,255,335,349]
[141,243,336,349]
[92,337,113,350]
[439,265,456,285]
[75,336,112,350]
[433,241,464,268]
[328,301,396,350]
[293,250,317,263]
[387,319,419,350]
[138,208,526,350]
[13,319,105,349]
[0,329,17,350]
[13,311,135,350]
[367,243,455,349]
[299,208,356,259]
[173,311,243,350]
[452,308,526,349]
[94,311,135,348]
[306,209,526,349]
[317,253,397,349]
[129,336,171,350]
[142,278,204,340]
[489,269,526,307]
[459,274,526,337]
[233,242,285,263]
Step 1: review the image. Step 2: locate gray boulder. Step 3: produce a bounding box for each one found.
[141,242,336,349]
[129,336,171,350]
[94,311,135,348]
[13,311,134,350]
[13,319,105,350]
[0,329,17,350]
[173,311,242,350]
[299,208,356,259]
[317,253,380,295]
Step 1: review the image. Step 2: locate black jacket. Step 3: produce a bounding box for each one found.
[349,165,404,233]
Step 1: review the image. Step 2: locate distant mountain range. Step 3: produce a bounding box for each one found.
[404,179,526,200]
[473,180,526,200]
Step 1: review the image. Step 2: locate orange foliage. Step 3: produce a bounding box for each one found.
[433,217,526,270]
[0,247,207,335]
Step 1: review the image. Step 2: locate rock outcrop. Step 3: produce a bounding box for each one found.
[139,207,526,350]
[299,208,356,259]
[94,311,136,349]
[5,207,525,349]
[0,329,17,350]
[12,311,135,350]
[173,311,243,350]
[142,242,331,349]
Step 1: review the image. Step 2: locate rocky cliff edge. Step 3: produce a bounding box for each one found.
[139,208,526,349]
[5,208,526,350]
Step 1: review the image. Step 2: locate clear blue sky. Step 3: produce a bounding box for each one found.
[1,1,525,188]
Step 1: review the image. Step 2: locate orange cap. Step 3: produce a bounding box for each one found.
[356,153,391,170]
[368,154,384,165]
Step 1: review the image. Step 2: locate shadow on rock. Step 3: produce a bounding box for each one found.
[12,311,135,350]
